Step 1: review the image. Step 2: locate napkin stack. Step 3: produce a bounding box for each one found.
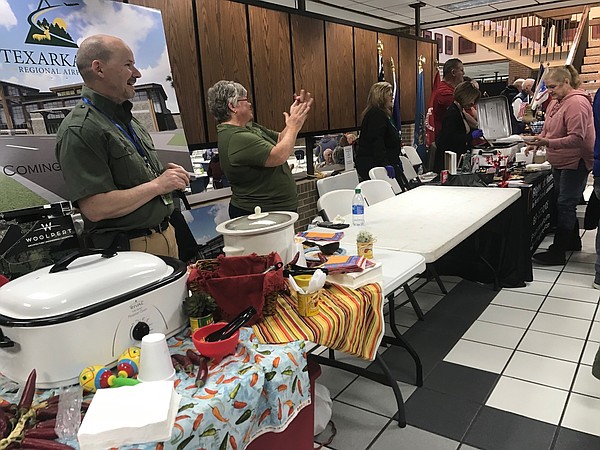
[78,381,181,450]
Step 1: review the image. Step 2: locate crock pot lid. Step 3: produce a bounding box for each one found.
[224,211,293,231]
[0,251,174,320]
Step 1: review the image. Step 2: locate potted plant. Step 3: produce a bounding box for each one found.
[356,229,375,259]
[183,290,217,331]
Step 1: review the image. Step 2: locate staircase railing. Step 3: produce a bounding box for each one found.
[566,6,590,66]
[466,8,590,67]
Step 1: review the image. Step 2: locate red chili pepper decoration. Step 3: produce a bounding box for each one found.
[17,369,36,412]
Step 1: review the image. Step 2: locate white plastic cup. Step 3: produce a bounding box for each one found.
[137,333,175,383]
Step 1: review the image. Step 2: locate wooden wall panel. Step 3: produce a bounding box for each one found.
[417,41,435,110]
[248,6,293,132]
[399,37,416,122]
[291,15,328,133]
[354,28,377,123]
[198,0,252,142]
[377,33,399,87]
[325,22,355,130]
[128,0,204,145]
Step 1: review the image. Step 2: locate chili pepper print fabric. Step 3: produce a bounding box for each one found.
[0,327,310,450]
[162,328,310,450]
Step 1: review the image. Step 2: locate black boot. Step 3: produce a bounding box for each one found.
[548,223,581,252]
[533,229,567,265]
[567,223,582,251]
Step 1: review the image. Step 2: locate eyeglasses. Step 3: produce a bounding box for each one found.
[237,97,249,103]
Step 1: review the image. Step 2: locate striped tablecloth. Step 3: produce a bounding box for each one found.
[252,282,384,361]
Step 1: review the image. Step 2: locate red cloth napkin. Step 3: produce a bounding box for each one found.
[187,253,285,325]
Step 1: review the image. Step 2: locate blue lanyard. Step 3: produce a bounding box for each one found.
[82,97,159,176]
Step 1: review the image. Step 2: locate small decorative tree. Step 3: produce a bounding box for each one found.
[356,230,375,259]
[356,229,375,243]
[183,290,217,330]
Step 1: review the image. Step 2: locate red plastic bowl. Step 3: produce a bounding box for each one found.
[192,322,240,363]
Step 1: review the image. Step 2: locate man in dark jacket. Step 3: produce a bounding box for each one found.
[501,78,525,134]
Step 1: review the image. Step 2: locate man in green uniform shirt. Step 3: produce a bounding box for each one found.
[55,35,190,257]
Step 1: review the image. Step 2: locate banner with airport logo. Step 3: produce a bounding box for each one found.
[0,0,189,213]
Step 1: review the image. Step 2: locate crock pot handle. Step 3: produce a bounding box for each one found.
[49,248,117,273]
[0,329,14,348]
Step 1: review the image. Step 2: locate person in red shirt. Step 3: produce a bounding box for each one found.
[429,59,464,171]
[432,59,465,140]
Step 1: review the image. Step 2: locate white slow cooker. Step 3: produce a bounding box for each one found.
[216,207,299,264]
[0,250,187,388]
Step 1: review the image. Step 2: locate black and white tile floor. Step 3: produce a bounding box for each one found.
[312,229,600,449]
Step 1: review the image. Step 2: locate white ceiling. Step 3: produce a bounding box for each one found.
[262,0,600,30]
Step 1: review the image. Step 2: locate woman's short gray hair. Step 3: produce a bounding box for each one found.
[207,80,248,123]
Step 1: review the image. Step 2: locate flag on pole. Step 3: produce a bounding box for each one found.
[531,62,549,110]
[425,67,440,148]
[390,57,401,133]
[413,55,426,163]
[377,39,385,82]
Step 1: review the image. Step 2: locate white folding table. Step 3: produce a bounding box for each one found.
[310,248,426,427]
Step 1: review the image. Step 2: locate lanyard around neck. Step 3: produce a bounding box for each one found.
[82,97,160,176]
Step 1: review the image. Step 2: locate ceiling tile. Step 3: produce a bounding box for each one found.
[490,0,532,9]
[362,0,414,7]
[320,0,359,6]
[448,5,497,14]
[305,1,400,28]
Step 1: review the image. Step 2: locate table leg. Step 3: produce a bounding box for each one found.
[386,296,424,386]
[307,353,407,427]
[427,264,448,294]
[386,284,424,321]
[403,284,424,320]
[375,353,407,427]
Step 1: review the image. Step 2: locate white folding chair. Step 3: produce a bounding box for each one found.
[368,167,403,195]
[402,145,423,167]
[316,170,360,197]
[399,156,419,182]
[316,189,356,221]
[356,179,395,206]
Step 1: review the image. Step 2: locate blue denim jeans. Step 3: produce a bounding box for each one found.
[594,177,600,283]
[552,159,589,233]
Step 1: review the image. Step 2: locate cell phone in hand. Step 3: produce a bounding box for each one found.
[317,221,349,229]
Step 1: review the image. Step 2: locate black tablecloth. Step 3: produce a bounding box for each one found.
[432,173,555,288]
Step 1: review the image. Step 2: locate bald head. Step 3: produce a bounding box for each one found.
[76,35,127,82]
[76,34,141,104]
[523,78,535,95]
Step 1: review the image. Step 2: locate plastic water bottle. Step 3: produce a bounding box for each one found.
[352,188,365,227]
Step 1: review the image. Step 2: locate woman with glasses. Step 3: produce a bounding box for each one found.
[433,80,482,174]
[525,65,594,265]
[207,81,313,219]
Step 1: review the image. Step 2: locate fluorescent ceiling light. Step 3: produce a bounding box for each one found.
[441,0,512,12]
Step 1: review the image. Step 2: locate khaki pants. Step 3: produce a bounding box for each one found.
[129,224,178,258]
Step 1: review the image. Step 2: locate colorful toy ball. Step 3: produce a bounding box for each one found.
[117,347,141,378]
[79,365,115,393]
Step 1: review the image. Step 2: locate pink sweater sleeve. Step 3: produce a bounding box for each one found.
[546,97,591,149]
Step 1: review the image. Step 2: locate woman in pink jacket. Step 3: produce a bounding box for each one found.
[526,65,594,265]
